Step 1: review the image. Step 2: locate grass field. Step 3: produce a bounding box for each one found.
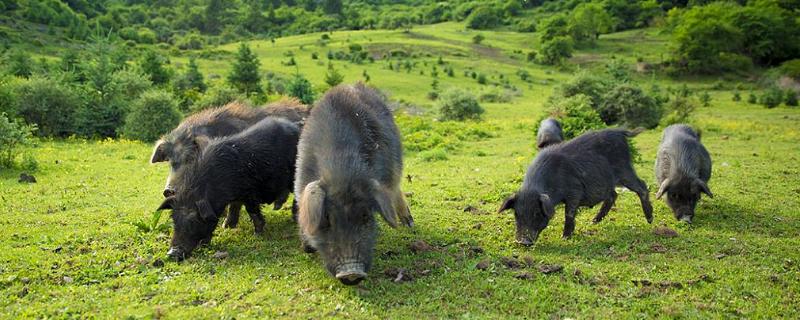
[2,23,800,318]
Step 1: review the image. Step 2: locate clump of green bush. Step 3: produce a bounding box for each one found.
[599,84,663,129]
[397,114,493,153]
[121,90,182,142]
[0,112,36,168]
[437,88,484,121]
[538,94,605,139]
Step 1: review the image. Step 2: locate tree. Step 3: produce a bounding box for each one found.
[287,74,315,104]
[228,43,262,95]
[178,58,207,92]
[139,50,172,85]
[242,0,267,33]
[539,14,569,42]
[122,90,182,142]
[568,2,614,43]
[466,6,502,30]
[324,62,344,88]
[7,50,33,78]
[204,0,227,34]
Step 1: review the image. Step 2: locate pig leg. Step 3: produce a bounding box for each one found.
[562,201,579,239]
[272,190,290,211]
[245,203,266,235]
[393,188,414,228]
[619,172,654,224]
[592,191,618,224]
[223,202,243,229]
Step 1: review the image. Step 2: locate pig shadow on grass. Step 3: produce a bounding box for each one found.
[691,197,798,238]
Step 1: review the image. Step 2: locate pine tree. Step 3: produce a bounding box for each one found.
[324,62,344,88]
[228,43,262,95]
[139,50,172,85]
[242,0,266,33]
[180,58,207,92]
[204,0,226,34]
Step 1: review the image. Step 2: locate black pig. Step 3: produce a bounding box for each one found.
[151,100,307,228]
[499,129,653,245]
[536,118,563,149]
[655,124,713,223]
[295,83,413,285]
[157,117,300,261]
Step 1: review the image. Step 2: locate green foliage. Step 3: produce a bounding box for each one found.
[0,112,36,168]
[558,72,610,108]
[324,63,344,88]
[77,69,153,138]
[177,33,205,50]
[418,148,448,162]
[748,92,758,104]
[760,87,783,108]
[537,36,573,65]
[121,90,181,142]
[6,50,33,78]
[437,88,484,121]
[539,14,569,42]
[786,90,798,107]
[779,59,800,80]
[397,114,493,152]
[568,2,613,44]
[477,73,487,85]
[478,86,518,103]
[699,92,711,107]
[661,97,697,126]
[192,85,245,112]
[286,74,315,105]
[472,34,485,44]
[139,50,172,85]
[599,84,663,129]
[130,210,171,234]
[228,43,263,95]
[14,76,82,136]
[732,91,741,102]
[541,94,605,139]
[466,6,502,30]
[174,58,207,93]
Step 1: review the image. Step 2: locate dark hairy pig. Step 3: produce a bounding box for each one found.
[157,117,300,261]
[295,83,413,286]
[655,124,713,223]
[499,129,653,245]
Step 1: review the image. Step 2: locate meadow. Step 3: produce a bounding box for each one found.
[2,22,800,318]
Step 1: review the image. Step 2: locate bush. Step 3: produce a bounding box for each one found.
[747,92,757,104]
[472,34,485,44]
[661,97,697,126]
[466,6,502,30]
[478,86,519,103]
[418,148,448,162]
[537,36,573,65]
[437,88,484,121]
[786,90,798,107]
[14,76,82,136]
[779,59,800,80]
[477,73,487,84]
[760,87,783,108]
[558,72,610,108]
[732,91,741,102]
[699,92,711,107]
[541,94,605,139]
[192,85,246,112]
[287,74,315,105]
[599,84,663,129]
[0,112,36,168]
[121,90,182,142]
[77,69,153,138]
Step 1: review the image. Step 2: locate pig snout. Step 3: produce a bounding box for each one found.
[679,214,693,224]
[167,247,187,261]
[163,188,176,198]
[335,262,367,285]
[516,229,539,246]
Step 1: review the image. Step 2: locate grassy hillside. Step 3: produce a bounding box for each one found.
[2,23,800,318]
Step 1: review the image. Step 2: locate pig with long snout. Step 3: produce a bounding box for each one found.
[655,124,713,224]
[151,99,308,228]
[157,117,300,261]
[499,128,653,245]
[294,83,413,286]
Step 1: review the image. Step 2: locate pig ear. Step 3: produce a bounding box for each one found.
[371,180,399,228]
[194,135,210,150]
[157,196,176,211]
[298,181,327,235]
[655,179,671,200]
[150,140,169,163]
[498,193,517,213]
[539,194,555,218]
[695,179,713,198]
[195,199,217,222]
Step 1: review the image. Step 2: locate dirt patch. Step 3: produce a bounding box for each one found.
[18,173,36,183]
[409,240,434,253]
[538,264,564,274]
[654,226,679,237]
[476,260,490,270]
[463,205,489,215]
[651,243,668,253]
[384,267,414,283]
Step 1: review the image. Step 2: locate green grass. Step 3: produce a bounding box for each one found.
[2,23,800,318]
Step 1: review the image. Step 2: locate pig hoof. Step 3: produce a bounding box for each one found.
[167,247,186,262]
[336,271,366,286]
[680,216,693,224]
[516,238,533,247]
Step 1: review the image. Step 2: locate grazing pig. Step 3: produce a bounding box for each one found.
[150,99,307,228]
[499,129,653,245]
[156,117,300,261]
[655,124,713,223]
[536,118,564,149]
[295,83,413,286]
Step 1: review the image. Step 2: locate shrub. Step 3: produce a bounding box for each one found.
[537,36,573,65]
[192,85,246,112]
[121,90,182,142]
[477,73,487,84]
[558,72,610,108]
[177,33,204,50]
[14,76,82,136]
[437,88,484,121]
[732,91,741,102]
[287,74,315,105]
[759,87,783,108]
[77,69,153,138]
[779,59,800,80]
[786,90,798,107]
[541,94,605,139]
[478,86,519,103]
[0,112,36,168]
[466,6,502,30]
[661,97,697,126]
[747,92,757,104]
[599,84,663,129]
[324,63,344,88]
[699,92,711,107]
[472,34,485,44]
